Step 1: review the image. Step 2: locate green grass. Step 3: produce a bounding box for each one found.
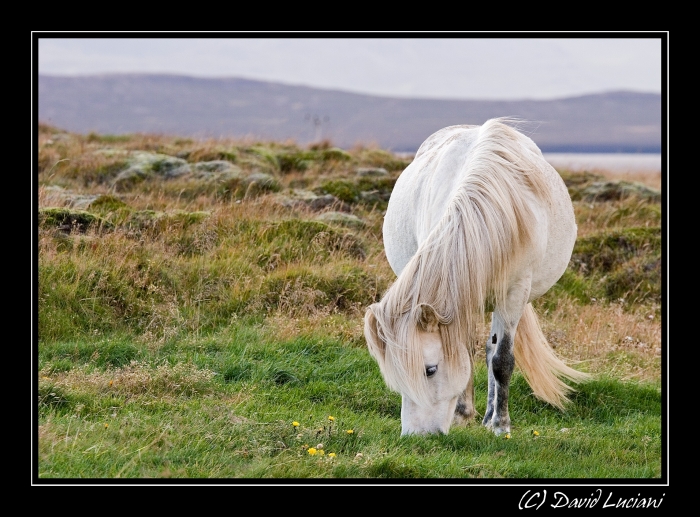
[37,321,661,479]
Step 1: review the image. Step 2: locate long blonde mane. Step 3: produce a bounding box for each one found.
[366,119,554,406]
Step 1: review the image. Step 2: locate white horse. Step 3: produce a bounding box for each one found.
[364,118,590,436]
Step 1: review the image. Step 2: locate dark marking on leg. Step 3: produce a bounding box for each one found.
[455,400,473,420]
[492,334,497,344]
[482,336,496,426]
[490,333,514,434]
[492,344,515,386]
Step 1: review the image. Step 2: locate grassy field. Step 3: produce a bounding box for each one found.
[35,124,664,480]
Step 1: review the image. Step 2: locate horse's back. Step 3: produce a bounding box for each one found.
[383,119,576,299]
[383,125,482,275]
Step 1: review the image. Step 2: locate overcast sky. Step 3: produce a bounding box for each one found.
[36,35,664,101]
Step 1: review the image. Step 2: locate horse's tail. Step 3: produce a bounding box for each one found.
[514,303,591,410]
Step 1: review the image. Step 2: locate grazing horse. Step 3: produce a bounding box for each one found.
[364,118,590,436]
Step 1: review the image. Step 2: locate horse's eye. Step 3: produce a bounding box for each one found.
[426,365,438,377]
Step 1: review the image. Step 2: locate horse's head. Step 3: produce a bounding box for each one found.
[364,302,471,435]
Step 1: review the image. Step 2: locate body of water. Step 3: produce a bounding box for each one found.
[541,153,662,174]
[395,152,662,174]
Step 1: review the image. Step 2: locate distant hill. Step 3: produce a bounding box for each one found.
[37,74,661,153]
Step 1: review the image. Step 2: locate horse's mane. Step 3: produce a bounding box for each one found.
[366,118,554,406]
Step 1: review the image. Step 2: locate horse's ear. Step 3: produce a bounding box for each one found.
[418,304,440,333]
[364,304,385,363]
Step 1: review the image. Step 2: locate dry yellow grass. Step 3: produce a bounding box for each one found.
[539,298,661,383]
[593,169,662,190]
[39,361,217,399]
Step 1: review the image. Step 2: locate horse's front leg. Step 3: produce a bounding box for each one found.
[482,310,520,436]
[453,359,475,425]
[483,278,531,435]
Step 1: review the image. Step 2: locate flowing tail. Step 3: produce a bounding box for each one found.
[514,303,591,410]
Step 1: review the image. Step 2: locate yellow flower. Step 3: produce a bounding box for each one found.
[292,421,300,427]
[109,380,113,387]
[328,453,336,458]
[346,429,354,434]
[308,447,317,455]
[318,450,325,456]
[104,423,109,428]
[533,430,540,436]
[328,416,335,421]
[505,433,511,439]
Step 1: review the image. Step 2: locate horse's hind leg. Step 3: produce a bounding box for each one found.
[482,311,515,435]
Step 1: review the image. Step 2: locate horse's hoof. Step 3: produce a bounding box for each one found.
[453,412,475,426]
[453,403,475,426]
[483,415,510,435]
[490,419,511,436]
